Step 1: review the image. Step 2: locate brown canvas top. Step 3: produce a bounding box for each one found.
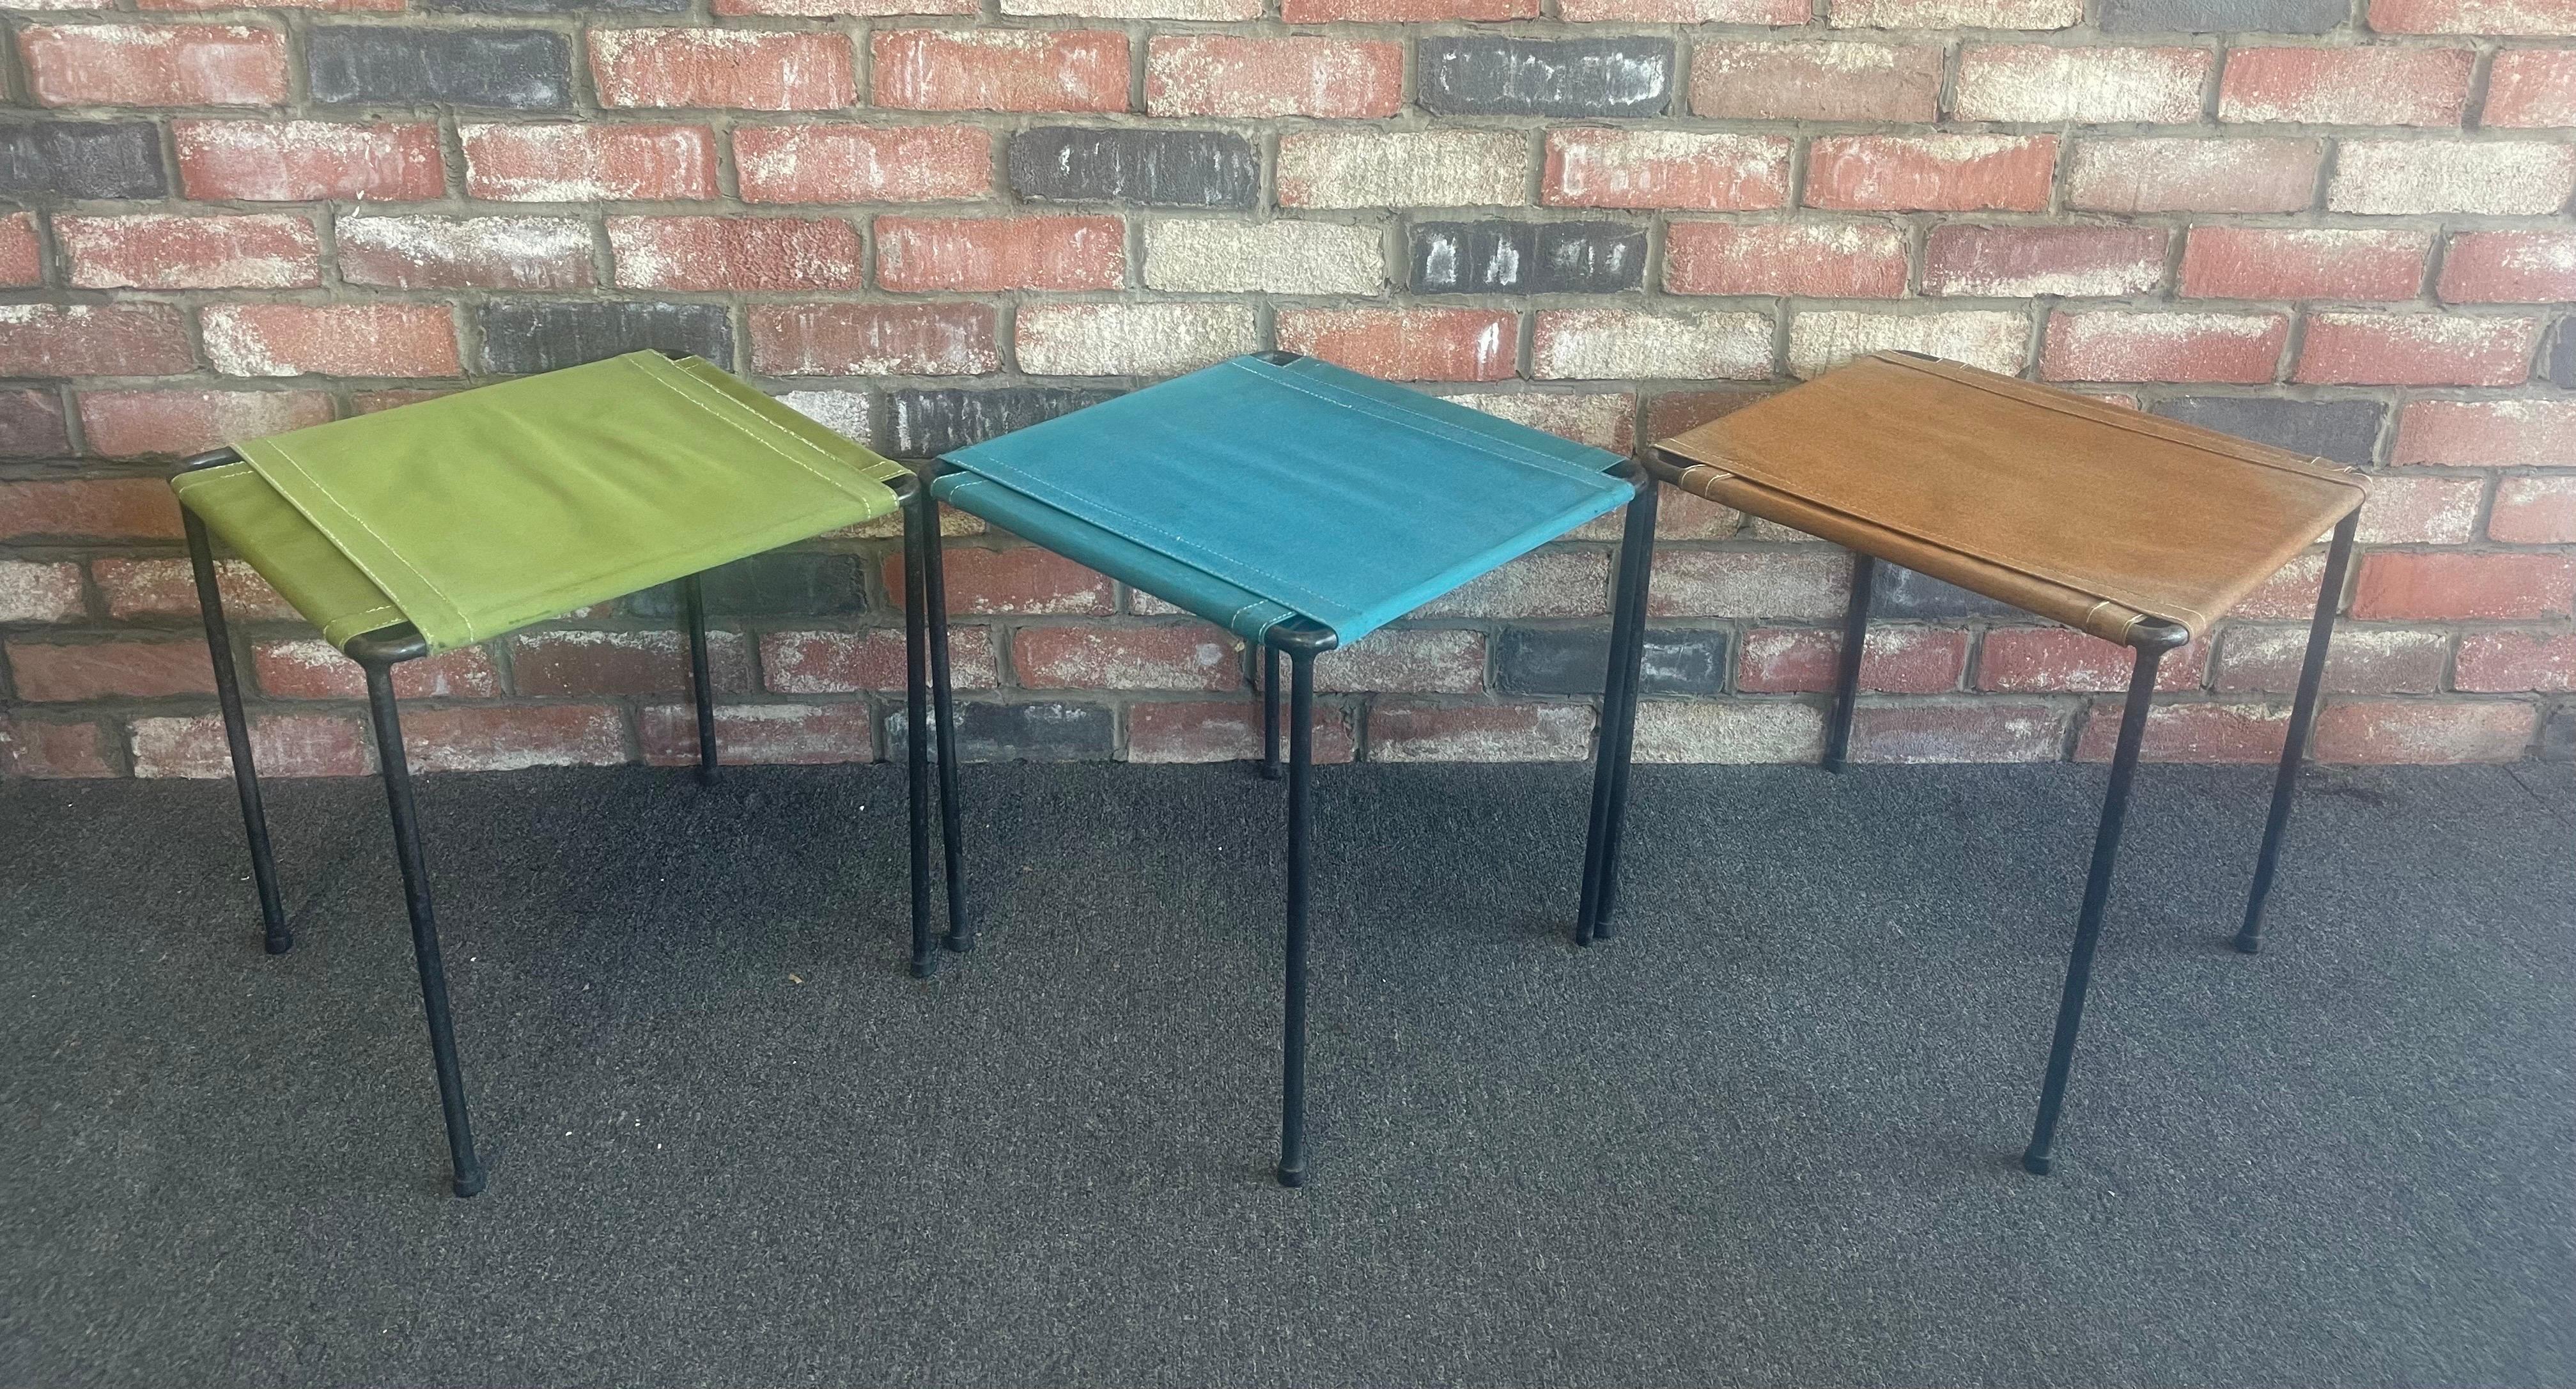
[1650,353,2367,644]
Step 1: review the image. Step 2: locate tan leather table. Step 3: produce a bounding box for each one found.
[1574,351,2367,1176]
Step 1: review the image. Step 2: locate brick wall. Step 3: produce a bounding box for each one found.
[2,0,2572,778]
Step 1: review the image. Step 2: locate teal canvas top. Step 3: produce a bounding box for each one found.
[172,352,906,655]
[934,354,1633,645]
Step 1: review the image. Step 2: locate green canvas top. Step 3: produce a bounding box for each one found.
[173,352,906,655]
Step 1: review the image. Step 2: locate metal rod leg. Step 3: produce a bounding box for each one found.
[1277,649,1315,1188]
[1260,644,1283,780]
[901,489,936,981]
[2022,640,2168,1177]
[2236,513,2359,956]
[185,511,290,955]
[679,572,717,785]
[920,499,971,955]
[1824,552,1877,773]
[361,663,486,1198]
[1579,479,1657,945]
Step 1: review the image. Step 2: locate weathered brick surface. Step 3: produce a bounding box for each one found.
[4,3,2570,774]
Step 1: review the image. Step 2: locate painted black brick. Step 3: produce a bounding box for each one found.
[887,388,1124,458]
[885,701,1117,762]
[1416,38,1673,119]
[0,123,166,199]
[631,554,860,619]
[1495,626,1728,697]
[2096,0,2345,31]
[2541,704,2573,763]
[2548,320,2575,391]
[477,302,733,375]
[307,27,572,110]
[2151,398,2386,466]
[1870,565,2021,621]
[1007,129,1259,208]
[1411,221,1646,295]
[0,393,71,459]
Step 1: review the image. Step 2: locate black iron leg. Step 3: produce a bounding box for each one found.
[2236,512,2360,955]
[1278,648,1315,1188]
[360,662,486,1198]
[919,498,971,954]
[184,511,290,955]
[1260,644,1283,780]
[900,488,936,980]
[1579,479,1658,945]
[1824,552,1877,773]
[679,572,718,785]
[2022,635,2171,1177]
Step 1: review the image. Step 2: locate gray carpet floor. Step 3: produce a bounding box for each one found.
[3,758,2570,1388]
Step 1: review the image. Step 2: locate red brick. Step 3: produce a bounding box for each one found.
[2490,475,2576,543]
[759,626,998,693]
[8,638,213,701]
[717,0,971,13]
[0,304,192,378]
[1,480,182,542]
[1013,623,1241,692]
[1543,130,1792,211]
[252,639,499,699]
[748,303,997,377]
[1806,135,2056,213]
[2178,228,2429,301]
[56,214,318,291]
[2355,473,2484,544]
[19,23,286,107]
[79,389,330,458]
[1367,701,1592,762]
[607,215,862,291]
[337,215,593,291]
[202,304,460,379]
[1315,628,1486,694]
[871,29,1126,113]
[396,704,628,772]
[93,556,290,620]
[175,120,443,202]
[874,215,1123,293]
[2217,46,2474,125]
[734,125,990,203]
[1415,551,1611,619]
[0,391,69,458]
[1276,309,1516,383]
[1952,45,2209,124]
[1976,627,2209,693]
[2311,700,2534,764]
[1853,701,2068,763]
[1923,226,2166,299]
[502,628,749,697]
[2455,630,2576,692]
[2210,625,2449,694]
[139,0,398,10]
[2393,400,2576,467]
[128,713,371,779]
[2437,231,2576,304]
[0,561,84,624]
[591,29,854,111]
[2293,313,2541,387]
[2482,49,2576,127]
[1127,700,1354,764]
[1689,40,1941,121]
[2065,138,2322,214]
[2368,0,2576,33]
[1831,0,2081,23]
[2040,311,2289,384]
[1283,0,1532,17]
[1665,221,1908,298]
[1,717,114,779]
[1146,36,1401,118]
[2074,702,2286,763]
[1563,0,1803,15]
[0,213,36,288]
[462,123,717,201]
[637,702,874,766]
[1739,626,1967,694]
[885,545,1115,616]
[2351,551,2576,619]
[1649,550,1848,619]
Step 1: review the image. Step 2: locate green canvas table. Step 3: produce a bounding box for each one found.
[171,351,959,1197]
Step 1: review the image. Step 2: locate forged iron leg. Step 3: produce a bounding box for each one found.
[2236,513,2360,956]
[920,497,972,955]
[901,489,936,980]
[1579,479,1658,945]
[1824,553,1877,773]
[679,572,718,785]
[185,511,290,955]
[1278,649,1315,1188]
[2022,639,2169,1177]
[361,662,486,1198]
[1260,644,1283,780]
